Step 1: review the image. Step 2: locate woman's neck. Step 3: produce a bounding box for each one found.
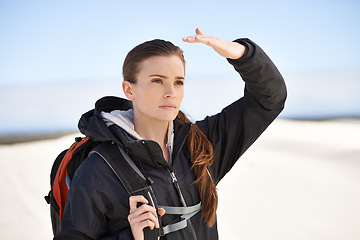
[134,119,170,162]
[134,119,169,146]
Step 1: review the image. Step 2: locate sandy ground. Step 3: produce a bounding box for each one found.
[0,119,359,240]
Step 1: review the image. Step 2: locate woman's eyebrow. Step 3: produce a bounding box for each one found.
[149,74,167,78]
[149,74,184,80]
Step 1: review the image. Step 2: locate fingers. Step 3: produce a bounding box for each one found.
[128,206,159,229]
[195,27,204,35]
[182,35,206,44]
[129,195,148,213]
[129,195,158,222]
[128,195,161,240]
[158,208,166,217]
[182,28,210,45]
[183,28,247,59]
[182,35,211,45]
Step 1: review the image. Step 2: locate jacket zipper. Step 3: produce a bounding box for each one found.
[141,140,198,240]
[168,170,187,205]
[167,169,198,240]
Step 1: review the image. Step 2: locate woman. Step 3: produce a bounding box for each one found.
[55,29,287,240]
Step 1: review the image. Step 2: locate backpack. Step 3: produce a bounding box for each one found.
[45,136,201,239]
[44,137,101,234]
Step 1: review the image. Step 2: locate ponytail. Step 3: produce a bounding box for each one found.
[177,111,218,227]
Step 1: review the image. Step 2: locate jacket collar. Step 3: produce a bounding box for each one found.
[101,109,176,165]
[107,118,191,168]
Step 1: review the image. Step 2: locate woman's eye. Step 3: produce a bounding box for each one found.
[175,80,184,86]
[152,79,162,83]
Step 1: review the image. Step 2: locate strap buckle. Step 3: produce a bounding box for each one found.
[158,202,201,236]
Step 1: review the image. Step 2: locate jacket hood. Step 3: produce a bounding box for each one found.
[78,96,132,146]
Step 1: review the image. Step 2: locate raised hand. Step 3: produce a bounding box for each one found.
[182,28,246,60]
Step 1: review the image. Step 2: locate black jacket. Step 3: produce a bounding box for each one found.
[54,38,287,240]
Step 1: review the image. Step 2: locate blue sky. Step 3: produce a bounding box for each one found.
[0,0,360,133]
[1,0,359,87]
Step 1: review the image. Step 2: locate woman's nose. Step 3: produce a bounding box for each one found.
[164,84,176,98]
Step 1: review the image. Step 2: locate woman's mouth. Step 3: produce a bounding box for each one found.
[159,105,177,110]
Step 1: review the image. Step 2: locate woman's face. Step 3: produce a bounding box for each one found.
[123,55,185,125]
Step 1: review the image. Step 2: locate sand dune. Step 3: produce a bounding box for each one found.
[0,119,359,240]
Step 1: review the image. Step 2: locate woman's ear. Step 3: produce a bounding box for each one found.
[122,81,135,101]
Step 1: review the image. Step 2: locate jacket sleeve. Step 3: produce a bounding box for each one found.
[54,154,134,240]
[195,38,287,184]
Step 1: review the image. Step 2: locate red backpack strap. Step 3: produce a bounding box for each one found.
[52,137,90,220]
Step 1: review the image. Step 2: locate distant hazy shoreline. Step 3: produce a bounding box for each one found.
[0,130,77,145]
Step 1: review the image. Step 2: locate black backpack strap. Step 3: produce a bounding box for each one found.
[90,143,145,194]
[89,142,161,240]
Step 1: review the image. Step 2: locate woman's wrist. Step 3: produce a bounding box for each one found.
[227,42,247,60]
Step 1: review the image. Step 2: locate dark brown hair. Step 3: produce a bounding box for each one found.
[123,39,218,226]
[123,39,185,83]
